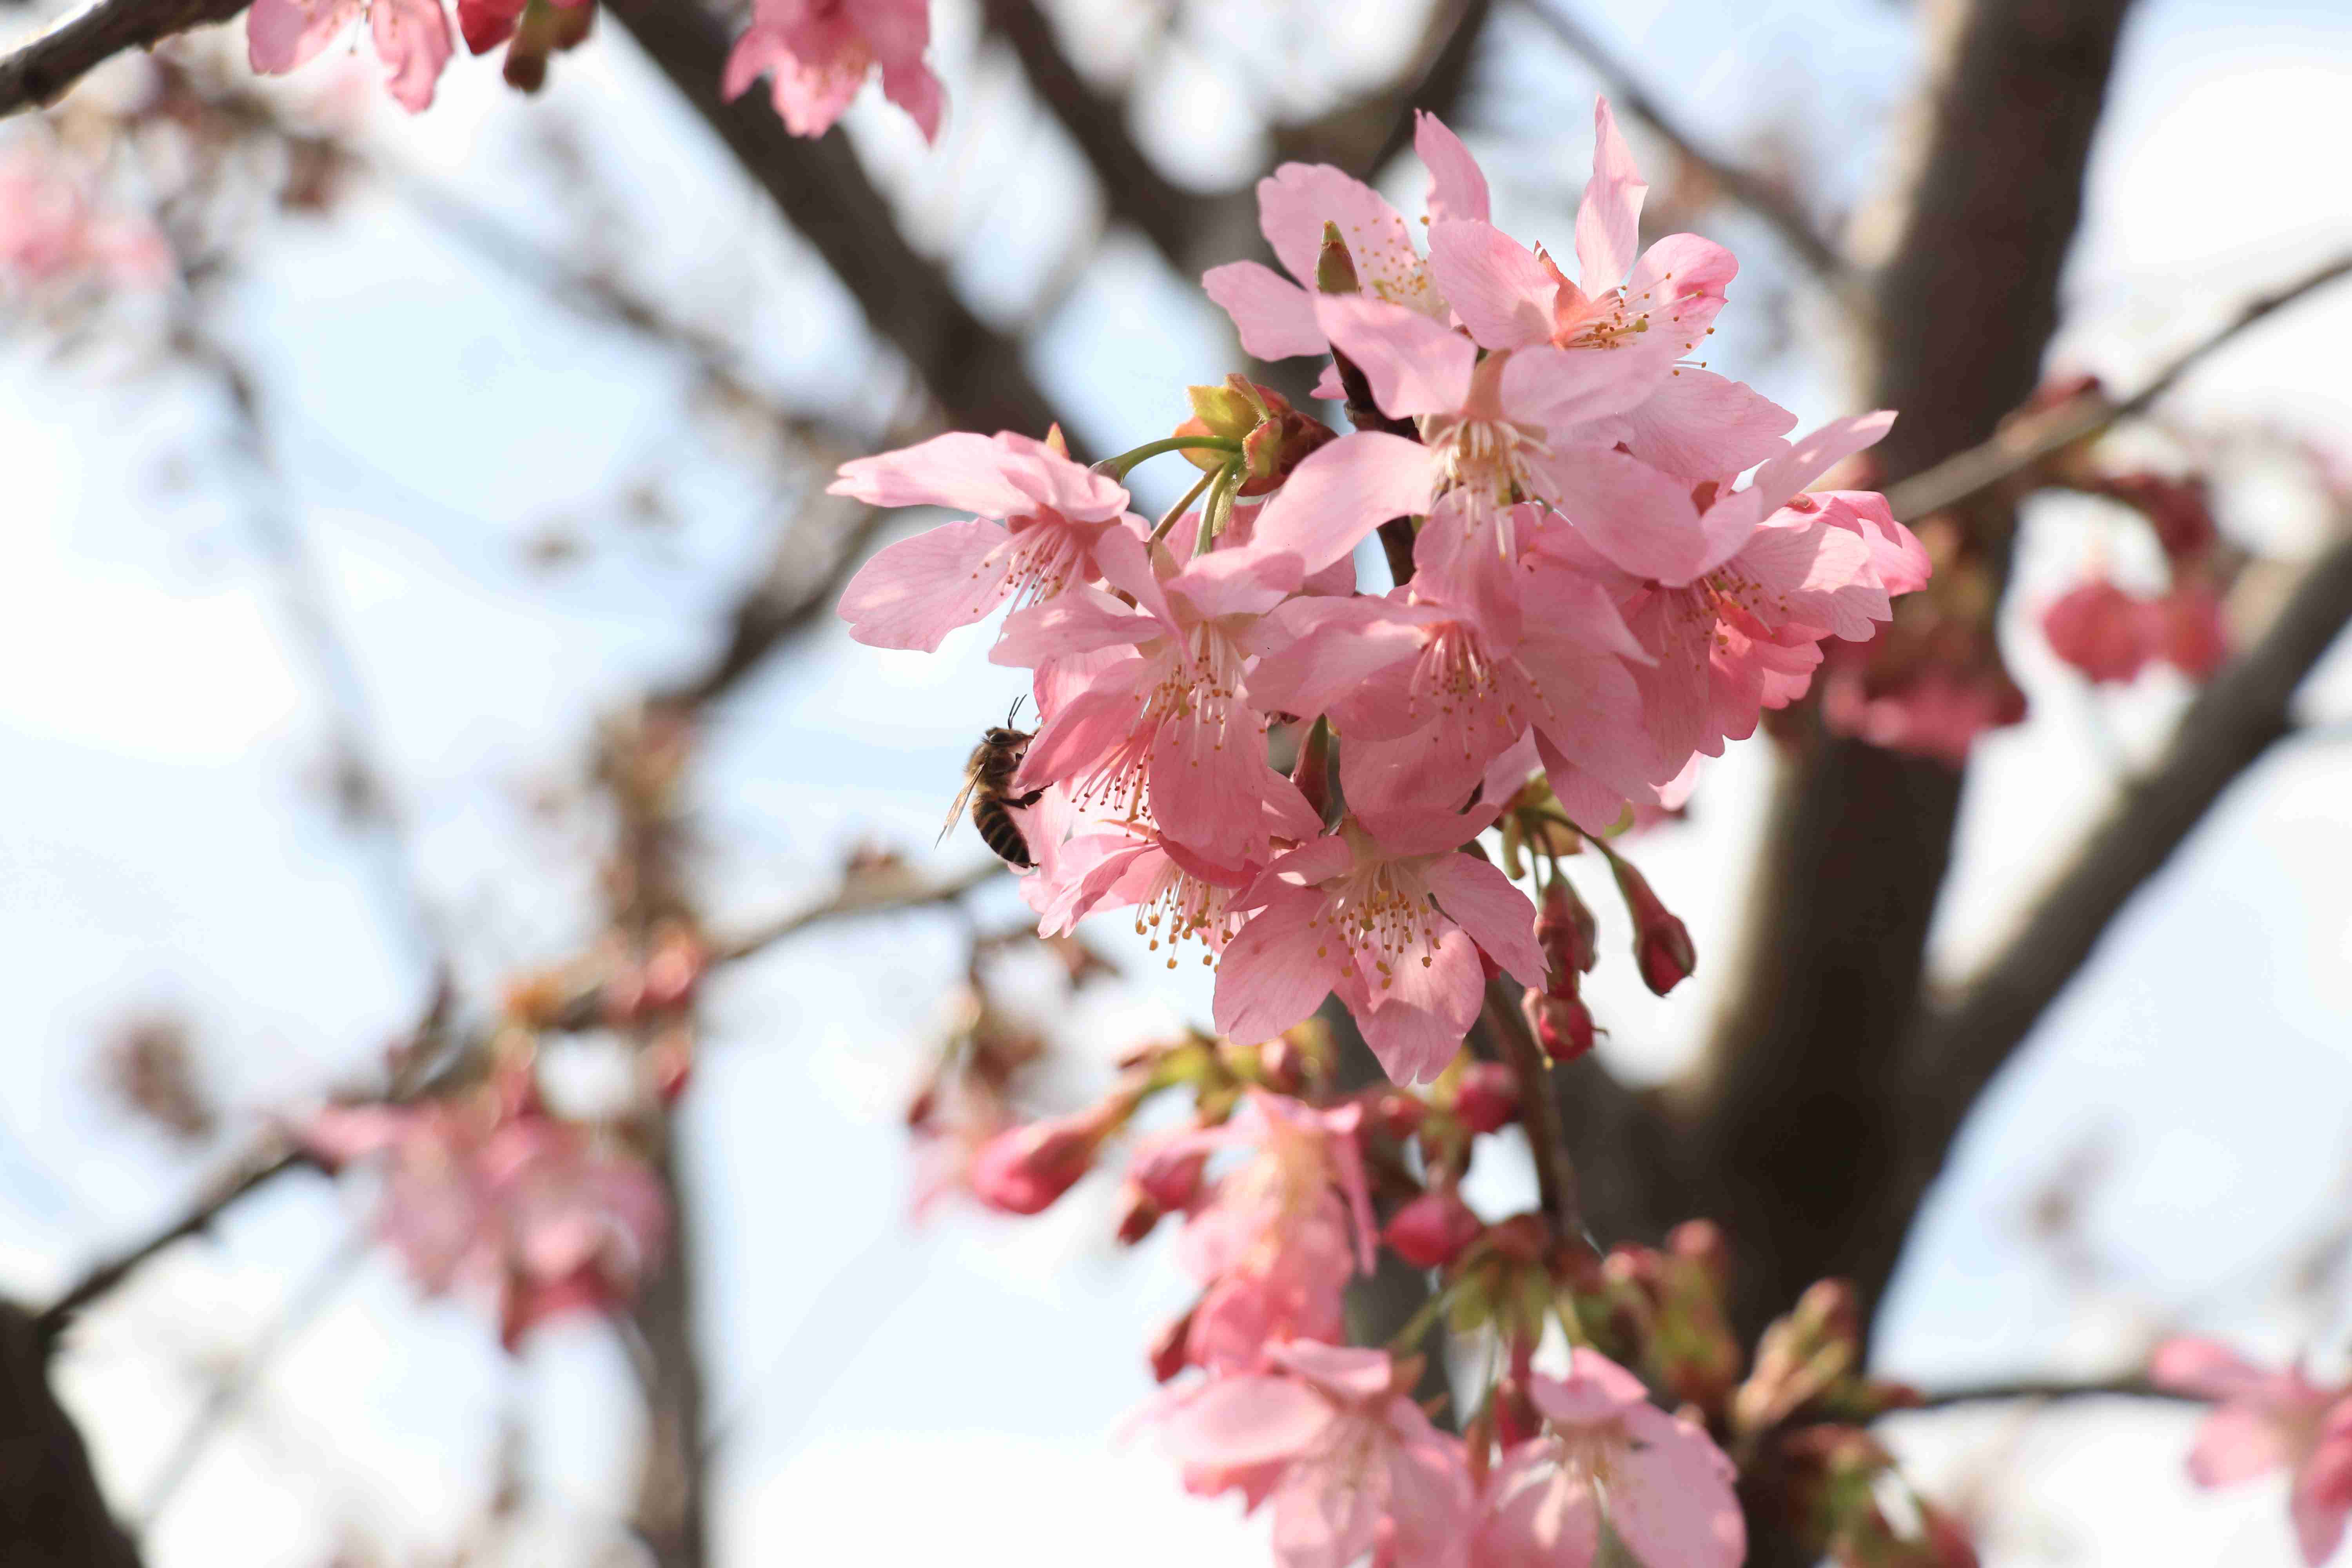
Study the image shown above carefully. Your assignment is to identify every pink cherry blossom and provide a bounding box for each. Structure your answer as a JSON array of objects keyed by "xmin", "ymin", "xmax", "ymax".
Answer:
[
  {"xmin": 1819, "ymin": 661, "xmax": 2025, "ymax": 766},
  {"xmin": 1157, "ymin": 1341, "xmax": 1475, "ymax": 1568},
  {"xmin": 2042, "ymin": 575, "xmax": 2155, "ymax": 684},
  {"xmin": 0, "ymin": 151, "xmax": 168, "ymax": 291},
  {"xmin": 1427, "ymin": 98, "xmax": 1791, "ymax": 484},
  {"xmin": 832, "ymin": 431, "xmax": 1140, "ymax": 651},
  {"xmin": 1214, "ymin": 814, "xmax": 1545, "ymax": 1083},
  {"xmin": 1203, "ymin": 111, "xmax": 1488, "ymax": 368},
  {"xmin": 2152, "ymin": 1336, "xmax": 2352, "ymax": 1565},
  {"xmin": 1163, "ymin": 1092, "xmax": 1377, "ymax": 1373},
  {"xmin": 1024, "ymin": 807, "xmax": 1255, "ymax": 972},
  {"xmin": 1247, "ymin": 551, "xmax": 1657, "ymax": 825},
  {"xmin": 993, "ymin": 528, "xmax": 1319, "ymax": 871},
  {"xmin": 248, "ymin": 0, "xmax": 455, "ymax": 113},
  {"xmin": 304, "ymin": 1098, "xmax": 667, "ymax": 1349},
  {"xmin": 1473, "ymin": 1348, "xmax": 1744, "ymax": 1568},
  {"xmin": 724, "ymin": 0, "xmax": 943, "ymax": 142}
]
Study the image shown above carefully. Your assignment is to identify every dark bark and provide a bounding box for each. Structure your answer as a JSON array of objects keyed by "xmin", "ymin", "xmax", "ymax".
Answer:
[
  {"xmin": 1684, "ymin": 0, "xmax": 2141, "ymax": 1352},
  {"xmin": 0, "ymin": 0, "xmax": 246, "ymax": 119},
  {"xmin": 0, "ymin": 1303, "xmax": 143, "ymax": 1568},
  {"xmin": 628, "ymin": 1138, "xmax": 710, "ymax": 1568}
]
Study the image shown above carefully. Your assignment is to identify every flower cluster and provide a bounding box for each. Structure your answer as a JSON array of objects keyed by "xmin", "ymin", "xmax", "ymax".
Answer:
[
  {"xmin": 2039, "ymin": 458, "xmax": 2231, "ymax": 687},
  {"xmin": 246, "ymin": 0, "xmax": 941, "ymax": 132},
  {"xmin": 836, "ymin": 103, "xmax": 1926, "ymax": 1084},
  {"xmin": 916, "ymin": 1003, "xmax": 1948, "ymax": 1568},
  {"xmin": 2154, "ymin": 1336, "xmax": 2352, "ymax": 1564},
  {"xmin": 303, "ymin": 1069, "xmax": 668, "ymax": 1349}
]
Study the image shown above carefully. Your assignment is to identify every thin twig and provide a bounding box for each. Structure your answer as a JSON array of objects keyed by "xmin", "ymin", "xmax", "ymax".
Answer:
[
  {"xmin": 1887, "ymin": 249, "xmax": 2352, "ymax": 523},
  {"xmin": 710, "ymin": 862, "xmax": 1002, "ymax": 966},
  {"xmin": 1906, "ymin": 1376, "xmax": 2192, "ymax": 1412},
  {"xmin": 1481, "ymin": 978, "xmax": 1584, "ymax": 1245},
  {"xmin": 34, "ymin": 1147, "xmax": 313, "ymax": 1350},
  {"xmin": 0, "ymin": 0, "xmax": 247, "ymax": 120},
  {"xmin": 1514, "ymin": 0, "xmax": 1850, "ymax": 289}
]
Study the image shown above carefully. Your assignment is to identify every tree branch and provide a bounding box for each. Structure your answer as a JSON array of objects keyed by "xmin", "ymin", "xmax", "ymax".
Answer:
[
  {"xmin": 1514, "ymin": 0, "xmax": 1850, "ymax": 289},
  {"xmin": 0, "ymin": 1303, "xmax": 143, "ymax": 1568},
  {"xmin": 709, "ymin": 861, "xmax": 1002, "ymax": 966},
  {"xmin": 1896, "ymin": 524, "xmax": 2352, "ymax": 1206},
  {"xmin": 1482, "ymin": 978, "xmax": 1584, "ymax": 1244},
  {"xmin": 1886, "ymin": 249, "xmax": 2352, "ymax": 523},
  {"xmin": 0, "ymin": 0, "xmax": 245, "ymax": 119},
  {"xmin": 1906, "ymin": 1375, "xmax": 2191, "ymax": 1411},
  {"xmin": 603, "ymin": 0, "xmax": 1065, "ymax": 442}
]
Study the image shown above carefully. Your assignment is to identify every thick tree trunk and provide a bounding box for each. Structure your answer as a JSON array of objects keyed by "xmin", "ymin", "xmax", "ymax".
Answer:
[
  {"xmin": 1684, "ymin": 5, "xmax": 2140, "ymax": 1555},
  {"xmin": 0, "ymin": 1304, "xmax": 143, "ymax": 1568}
]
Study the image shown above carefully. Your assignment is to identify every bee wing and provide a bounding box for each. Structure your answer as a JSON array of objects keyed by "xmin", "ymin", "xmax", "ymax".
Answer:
[{"xmin": 938, "ymin": 773, "xmax": 984, "ymax": 846}]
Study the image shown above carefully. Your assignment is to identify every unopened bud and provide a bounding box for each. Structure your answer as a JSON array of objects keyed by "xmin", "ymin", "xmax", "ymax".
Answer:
[
  {"xmin": 1607, "ymin": 853, "xmax": 1695, "ymax": 996},
  {"xmin": 1523, "ymin": 987, "xmax": 1596, "ymax": 1062},
  {"xmin": 1536, "ymin": 878, "xmax": 1600, "ymax": 978},
  {"xmin": 1115, "ymin": 1186, "xmax": 1163, "ymax": 1245},
  {"xmin": 967, "ymin": 1102, "xmax": 1126, "ymax": 1216},
  {"xmin": 1128, "ymin": 1139, "xmax": 1208, "ymax": 1213},
  {"xmin": 1451, "ymin": 1062, "xmax": 1519, "ymax": 1134},
  {"xmin": 1150, "ymin": 1306, "xmax": 1197, "ymax": 1384},
  {"xmin": 1316, "ymin": 222, "xmax": 1358, "ymax": 294},
  {"xmin": 1370, "ymin": 1090, "xmax": 1426, "ymax": 1140},
  {"xmin": 1383, "ymin": 1185, "xmax": 1485, "ymax": 1269}
]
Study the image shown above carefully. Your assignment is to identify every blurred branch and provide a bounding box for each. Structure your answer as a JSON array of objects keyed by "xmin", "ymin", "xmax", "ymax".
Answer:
[
  {"xmin": 1515, "ymin": 0, "xmax": 1850, "ymax": 289},
  {"xmin": 710, "ymin": 860, "xmax": 1002, "ymax": 966},
  {"xmin": 1481, "ymin": 978, "xmax": 1584, "ymax": 1244},
  {"xmin": 1895, "ymin": 523, "xmax": 2352, "ymax": 1216},
  {"xmin": 1266, "ymin": 0, "xmax": 1494, "ymax": 174},
  {"xmin": 0, "ymin": 1303, "xmax": 143, "ymax": 1567},
  {"xmin": 1907, "ymin": 1376, "xmax": 2191, "ymax": 1411},
  {"xmin": 978, "ymin": 0, "xmax": 1206, "ymax": 264},
  {"xmin": 33, "ymin": 1145, "xmax": 313, "ymax": 1352},
  {"xmin": 1887, "ymin": 249, "xmax": 2352, "ymax": 522},
  {"xmin": 0, "ymin": 0, "xmax": 243, "ymax": 118},
  {"xmin": 603, "ymin": 0, "xmax": 1065, "ymax": 442}
]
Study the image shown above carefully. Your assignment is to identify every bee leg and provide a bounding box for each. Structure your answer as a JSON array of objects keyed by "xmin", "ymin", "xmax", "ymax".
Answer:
[{"xmin": 1013, "ymin": 788, "xmax": 1045, "ymax": 807}]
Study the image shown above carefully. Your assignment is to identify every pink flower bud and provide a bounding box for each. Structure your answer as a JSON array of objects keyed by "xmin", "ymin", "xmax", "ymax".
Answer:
[
  {"xmin": 1370, "ymin": 1090, "xmax": 1426, "ymax": 1140},
  {"xmin": 1383, "ymin": 1186, "xmax": 1485, "ymax": 1269},
  {"xmin": 1452, "ymin": 1063, "xmax": 1519, "ymax": 1134},
  {"xmin": 1129, "ymin": 1140, "xmax": 1208, "ymax": 1213},
  {"xmin": 1150, "ymin": 1306, "xmax": 1197, "ymax": 1384},
  {"xmin": 1536, "ymin": 878, "xmax": 1599, "ymax": 978},
  {"xmin": 967, "ymin": 1104, "xmax": 1122, "ymax": 1216},
  {"xmin": 2156, "ymin": 581, "xmax": 2229, "ymax": 679},
  {"xmin": 2042, "ymin": 577, "xmax": 2154, "ymax": 684},
  {"xmin": 1523, "ymin": 986, "xmax": 1596, "ymax": 1062},
  {"xmin": 1116, "ymin": 1187, "xmax": 1163, "ymax": 1245},
  {"xmin": 1608, "ymin": 855, "xmax": 1696, "ymax": 996}
]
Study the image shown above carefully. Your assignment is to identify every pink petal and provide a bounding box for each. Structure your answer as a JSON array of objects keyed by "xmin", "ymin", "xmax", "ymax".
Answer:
[
  {"xmin": 1271, "ymin": 1451, "xmax": 1381, "ymax": 1568},
  {"xmin": 991, "ymin": 584, "xmax": 1156, "ymax": 668},
  {"xmin": 1726, "ymin": 518, "xmax": 1888, "ymax": 640},
  {"xmin": 1421, "ymin": 854, "xmax": 1545, "ymax": 987},
  {"xmin": 1607, "ymin": 1401, "xmax": 1745, "ymax": 1568},
  {"xmin": 1268, "ymin": 1340, "xmax": 1396, "ymax": 1401},
  {"xmin": 1359, "ymin": 927, "xmax": 1484, "ymax": 1084},
  {"xmin": 1016, "ymin": 661, "xmax": 1149, "ymax": 790},
  {"xmin": 1376, "ymin": 1410, "xmax": 1476, "ymax": 1568},
  {"xmin": 1167, "ymin": 548, "xmax": 1303, "ymax": 623},
  {"xmin": 1415, "ymin": 111, "xmax": 1490, "ymax": 223},
  {"xmin": 1624, "ymin": 232, "xmax": 1739, "ymax": 361},
  {"xmin": 1205, "ymin": 262, "xmax": 1329, "ymax": 361},
  {"xmin": 1540, "ymin": 447, "xmax": 1709, "ymax": 584},
  {"xmin": 1314, "ymin": 295, "xmax": 1476, "ymax": 419},
  {"xmin": 992, "ymin": 432, "xmax": 1131, "ymax": 521},
  {"xmin": 836, "ymin": 517, "xmax": 1014, "ymax": 651},
  {"xmin": 247, "ymin": 0, "xmax": 359, "ymax": 73},
  {"xmin": 1474, "ymin": 1442, "xmax": 1602, "ymax": 1568},
  {"xmin": 878, "ymin": 59, "xmax": 944, "ymax": 144},
  {"xmin": 1257, "ymin": 163, "xmax": 1441, "ymax": 316},
  {"xmin": 1574, "ymin": 98, "xmax": 1647, "ymax": 289},
  {"xmin": 2185, "ymin": 1404, "xmax": 2295, "ymax": 1488},
  {"xmin": 1620, "ymin": 368, "xmax": 1797, "ymax": 483},
  {"xmin": 371, "ymin": 0, "xmax": 452, "ymax": 112},
  {"xmin": 1157, "ymin": 1374, "xmax": 1337, "ymax": 1467},
  {"xmin": 1427, "ymin": 220, "xmax": 1556, "ymax": 350},
  {"xmin": 1499, "ymin": 344, "xmax": 1657, "ymax": 432},
  {"xmin": 2150, "ymin": 1336, "xmax": 2275, "ymax": 1401},
  {"xmin": 1744, "ymin": 411, "xmax": 1900, "ymax": 516},
  {"xmin": 1215, "ymin": 888, "xmax": 1350, "ymax": 1045},
  {"xmin": 1246, "ymin": 597, "xmax": 1426, "ymax": 722},
  {"xmin": 1251, "ymin": 433, "xmax": 1437, "ymax": 575},
  {"xmin": 1149, "ymin": 702, "xmax": 1274, "ymax": 869},
  {"xmin": 830, "ymin": 432, "xmax": 1035, "ymax": 517}
]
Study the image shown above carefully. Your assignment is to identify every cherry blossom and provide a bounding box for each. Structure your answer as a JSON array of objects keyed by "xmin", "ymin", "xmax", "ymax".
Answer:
[
  {"xmin": 1202, "ymin": 111, "xmax": 1489, "ymax": 370},
  {"xmin": 724, "ymin": 0, "xmax": 944, "ymax": 143},
  {"xmin": 2152, "ymin": 1337, "xmax": 2352, "ymax": 1565},
  {"xmin": 1157, "ymin": 1341, "xmax": 1475, "ymax": 1568},
  {"xmin": 993, "ymin": 528, "xmax": 1319, "ymax": 871},
  {"xmin": 832, "ymin": 430, "xmax": 1142, "ymax": 652},
  {"xmin": 248, "ymin": 0, "xmax": 455, "ymax": 113},
  {"xmin": 1214, "ymin": 814, "xmax": 1545, "ymax": 1083},
  {"xmin": 1474, "ymin": 1348, "xmax": 1744, "ymax": 1568}
]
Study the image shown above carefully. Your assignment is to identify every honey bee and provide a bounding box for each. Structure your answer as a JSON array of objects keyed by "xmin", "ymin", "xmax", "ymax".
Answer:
[{"xmin": 942, "ymin": 703, "xmax": 1045, "ymax": 869}]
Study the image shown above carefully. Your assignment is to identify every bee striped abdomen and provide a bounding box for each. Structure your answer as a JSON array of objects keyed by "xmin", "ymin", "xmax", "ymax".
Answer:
[{"xmin": 971, "ymin": 797, "xmax": 1033, "ymax": 869}]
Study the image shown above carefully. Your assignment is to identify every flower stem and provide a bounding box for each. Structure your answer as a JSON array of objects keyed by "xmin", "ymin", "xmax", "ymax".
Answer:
[
  {"xmin": 1196, "ymin": 463, "xmax": 1240, "ymax": 556},
  {"xmin": 1481, "ymin": 978, "xmax": 1586, "ymax": 1248},
  {"xmin": 1095, "ymin": 435, "xmax": 1241, "ymax": 482},
  {"xmin": 1149, "ymin": 466, "xmax": 1220, "ymax": 545}
]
